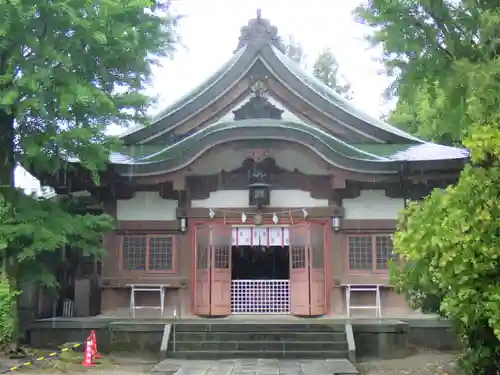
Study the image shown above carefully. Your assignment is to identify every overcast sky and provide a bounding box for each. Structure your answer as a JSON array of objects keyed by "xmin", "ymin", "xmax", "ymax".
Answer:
[
  {"xmin": 16, "ymin": 0, "xmax": 391, "ymax": 191},
  {"xmin": 140, "ymin": 0, "xmax": 391, "ymax": 120}
]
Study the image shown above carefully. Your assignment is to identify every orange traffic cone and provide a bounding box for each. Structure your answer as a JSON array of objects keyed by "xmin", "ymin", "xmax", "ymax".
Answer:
[
  {"xmin": 90, "ymin": 330, "xmax": 102, "ymax": 359},
  {"xmin": 81, "ymin": 338, "xmax": 94, "ymax": 367}
]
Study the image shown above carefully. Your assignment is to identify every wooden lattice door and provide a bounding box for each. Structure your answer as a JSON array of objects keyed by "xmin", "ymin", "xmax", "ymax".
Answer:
[
  {"xmin": 209, "ymin": 224, "xmax": 232, "ymax": 316},
  {"xmin": 194, "ymin": 225, "xmax": 211, "ymax": 315},
  {"xmin": 289, "ymin": 223, "xmax": 311, "ymax": 316},
  {"xmin": 309, "ymin": 223, "xmax": 326, "ymax": 315}
]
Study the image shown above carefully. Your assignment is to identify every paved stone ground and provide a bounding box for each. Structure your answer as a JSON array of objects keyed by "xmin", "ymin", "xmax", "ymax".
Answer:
[
  {"xmin": 6, "ymin": 352, "xmax": 458, "ymax": 375},
  {"xmin": 152, "ymin": 358, "xmax": 358, "ymax": 375}
]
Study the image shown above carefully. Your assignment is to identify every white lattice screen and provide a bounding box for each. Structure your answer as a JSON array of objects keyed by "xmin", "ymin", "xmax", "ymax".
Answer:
[{"xmin": 231, "ymin": 280, "xmax": 290, "ymax": 314}]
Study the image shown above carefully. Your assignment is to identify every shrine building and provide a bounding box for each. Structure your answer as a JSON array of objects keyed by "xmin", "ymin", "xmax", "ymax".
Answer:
[{"xmin": 45, "ymin": 11, "xmax": 468, "ymax": 318}]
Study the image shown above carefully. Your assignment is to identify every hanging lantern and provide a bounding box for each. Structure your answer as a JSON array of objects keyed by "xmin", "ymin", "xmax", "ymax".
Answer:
[
  {"xmin": 331, "ymin": 207, "xmax": 343, "ymax": 232},
  {"xmin": 178, "ymin": 216, "xmax": 187, "ymax": 233},
  {"xmin": 177, "ymin": 209, "xmax": 188, "ymax": 234},
  {"xmin": 249, "ymin": 182, "xmax": 270, "ymax": 208}
]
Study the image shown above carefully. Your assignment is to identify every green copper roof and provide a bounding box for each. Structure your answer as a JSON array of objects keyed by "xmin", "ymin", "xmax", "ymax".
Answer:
[
  {"xmin": 120, "ymin": 34, "xmax": 427, "ymax": 145},
  {"xmin": 270, "ymin": 45, "xmax": 421, "ymax": 143},
  {"xmin": 110, "ymin": 119, "xmax": 468, "ymax": 177},
  {"xmin": 114, "ymin": 13, "xmax": 468, "ymax": 179},
  {"xmin": 120, "ymin": 46, "xmax": 248, "ymax": 140}
]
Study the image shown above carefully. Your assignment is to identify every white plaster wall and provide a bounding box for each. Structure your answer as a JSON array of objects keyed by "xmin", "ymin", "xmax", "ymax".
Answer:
[
  {"xmin": 190, "ymin": 189, "xmax": 329, "ymax": 208},
  {"xmin": 117, "ymin": 191, "xmax": 177, "ymax": 221},
  {"xmin": 191, "ymin": 190, "xmax": 247, "ymax": 208},
  {"xmin": 343, "ymin": 190, "xmax": 405, "ymax": 220},
  {"xmin": 270, "ymin": 190, "xmax": 329, "ymax": 208}
]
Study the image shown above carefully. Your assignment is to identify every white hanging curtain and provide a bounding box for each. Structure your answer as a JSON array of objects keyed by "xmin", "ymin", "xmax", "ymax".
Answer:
[{"xmin": 231, "ymin": 227, "xmax": 289, "ymax": 247}]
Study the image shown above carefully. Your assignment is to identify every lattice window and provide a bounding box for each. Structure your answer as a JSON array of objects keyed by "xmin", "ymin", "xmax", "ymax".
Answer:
[
  {"xmin": 347, "ymin": 234, "xmax": 393, "ymax": 272},
  {"xmin": 291, "ymin": 246, "xmax": 306, "ymax": 268},
  {"xmin": 375, "ymin": 236, "xmax": 393, "ymax": 270},
  {"xmin": 214, "ymin": 246, "xmax": 230, "ymax": 269},
  {"xmin": 122, "ymin": 236, "xmax": 146, "ymax": 270},
  {"xmin": 348, "ymin": 236, "xmax": 373, "ymax": 270},
  {"xmin": 122, "ymin": 235, "xmax": 175, "ymax": 272},
  {"xmin": 149, "ymin": 237, "xmax": 174, "ymax": 270}
]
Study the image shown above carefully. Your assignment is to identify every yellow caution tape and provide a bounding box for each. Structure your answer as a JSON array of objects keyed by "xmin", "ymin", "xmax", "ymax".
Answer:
[{"xmin": 3, "ymin": 343, "xmax": 82, "ymax": 373}]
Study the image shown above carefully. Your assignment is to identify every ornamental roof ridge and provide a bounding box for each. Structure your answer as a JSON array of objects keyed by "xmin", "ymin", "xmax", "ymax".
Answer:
[{"xmin": 234, "ymin": 9, "xmax": 285, "ymax": 53}]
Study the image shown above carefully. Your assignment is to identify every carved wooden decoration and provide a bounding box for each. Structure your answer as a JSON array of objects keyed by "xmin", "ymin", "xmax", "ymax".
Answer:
[
  {"xmin": 233, "ymin": 80, "xmax": 284, "ymax": 120},
  {"xmin": 233, "ymin": 96, "xmax": 284, "ymax": 120}
]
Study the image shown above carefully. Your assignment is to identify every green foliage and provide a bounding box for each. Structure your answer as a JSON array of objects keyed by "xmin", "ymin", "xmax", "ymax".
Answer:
[
  {"xmin": 389, "ymin": 75, "xmax": 500, "ymax": 372},
  {"xmin": 357, "ymin": 1, "xmax": 500, "ymax": 373},
  {"xmin": 0, "ymin": 274, "xmax": 18, "ymax": 347},
  {"xmin": 0, "ymin": 196, "xmax": 18, "ymax": 346},
  {"xmin": 281, "ymin": 35, "xmax": 307, "ymax": 68},
  {"xmin": 0, "ymin": 0, "xmax": 180, "ymax": 173},
  {"xmin": 312, "ymin": 47, "xmax": 353, "ymax": 100},
  {"xmin": 355, "ymin": 0, "xmax": 500, "ymax": 145},
  {"xmin": 0, "ymin": 190, "xmax": 114, "ymax": 289},
  {"xmin": 0, "ymin": 0, "xmax": 180, "ymax": 345},
  {"xmin": 392, "ymin": 161, "xmax": 500, "ymax": 373},
  {"xmin": 281, "ymin": 38, "xmax": 353, "ymax": 99}
]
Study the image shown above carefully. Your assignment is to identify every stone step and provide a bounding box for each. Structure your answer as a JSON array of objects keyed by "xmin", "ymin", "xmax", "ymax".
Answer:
[
  {"xmin": 167, "ymin": 349, "xmax": 350, "ymax": 359},
  {"xmin": 174, "ymin": 331, "xmax": 347, "ymax": 342},
  {"xmin": 173, "ymin": 323, "xmax": 345, "ymax": 333},
  {"xmin": 173, "ymin": 340, "xmax": 349, "ymax": 351}
]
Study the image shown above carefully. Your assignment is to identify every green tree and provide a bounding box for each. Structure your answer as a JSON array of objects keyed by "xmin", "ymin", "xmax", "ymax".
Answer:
[
  {"xmin": 0, "ymin": 0, "xmax": 180, "ymax": 343},
  {"xmin": 0, "ymin": 196, "xmax": 18, "ymax": 348},
  {"xmin": 312, "ymin": 47, "xmax": 353, "ymax": 100},
  {"xmin": 355, "ymin": 0, "xmax": 500, "ymax": 145},
  {"xmin": 281, "ymin": 37, "xmax": 353, "ymax": 99},
  {"xmin": 356, "ymin": 1, "xmax": 500, "ymax": 373},
  {"xmin": 281, "ymin": 34, "xmax": 307, "ymax": 68},
  {"xmin": 392, "ymin": 131, "xmax": 500, "ymax": 374}
]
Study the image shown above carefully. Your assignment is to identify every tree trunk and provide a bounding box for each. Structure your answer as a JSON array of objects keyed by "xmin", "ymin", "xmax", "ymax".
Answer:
[{"xmin": 0, "ymin": 110, "xmax": 15, "ymax": 188}]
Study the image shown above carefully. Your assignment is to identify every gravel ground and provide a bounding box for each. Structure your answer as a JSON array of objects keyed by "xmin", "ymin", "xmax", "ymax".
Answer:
[{"xmin": 358, "ymin": 352, "xmax": 460, "ymax": 375}]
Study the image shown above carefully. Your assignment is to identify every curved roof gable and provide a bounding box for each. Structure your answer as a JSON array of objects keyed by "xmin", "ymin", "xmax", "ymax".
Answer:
[
  {"xmin": 266, "ymin": 45, "xmax": 421, "ymax": 143},
  {"xmin": 121, "ymin": 46, "xmax": 253, "ymax": 144},
  {"xmin": 119, "ymin": 10, "xmax": 454, "ymax": 149},
  {"xmin": 111, "ymin": 119, "xmax": 468, "ymax": 177}
]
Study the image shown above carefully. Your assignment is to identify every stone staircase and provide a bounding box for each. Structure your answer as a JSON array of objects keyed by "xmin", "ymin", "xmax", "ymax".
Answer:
[{"xmin": 168, "ymin": 322, "xmax": 350, "ymax": 359}]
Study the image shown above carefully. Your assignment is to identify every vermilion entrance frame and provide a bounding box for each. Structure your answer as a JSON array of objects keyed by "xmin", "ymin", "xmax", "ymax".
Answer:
[{"xmin": 189, "ymin": 217, "xmax": 333, "ymax": 316}]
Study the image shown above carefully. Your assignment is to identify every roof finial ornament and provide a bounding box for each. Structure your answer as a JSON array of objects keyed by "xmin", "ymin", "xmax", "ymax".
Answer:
[{"xmin": 234, "ymin": 9, "xmax": 283, "ymax": 53}]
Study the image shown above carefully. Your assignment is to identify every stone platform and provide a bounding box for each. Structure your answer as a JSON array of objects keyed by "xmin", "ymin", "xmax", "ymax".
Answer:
[
  {"xmin": 152, "ymin": 358, "xmax": 359, "ymax": 375},
  {"xmin": 28, "ymin": 316, "xmax": 458, "ymax": 361}
]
